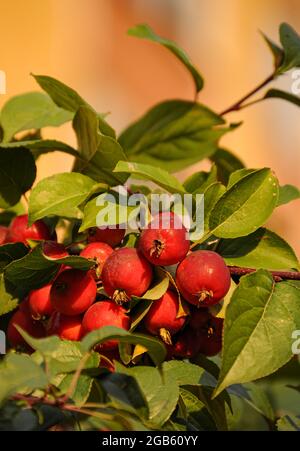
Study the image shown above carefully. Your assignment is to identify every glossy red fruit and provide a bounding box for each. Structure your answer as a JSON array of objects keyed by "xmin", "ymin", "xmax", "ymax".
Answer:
[
  {"xmin": 29, "ymin": 284, "xmax": 54, "ymax": 320},
  {"xmin": 50, "ymin": 269, "xmax": 97, "ymax": 315},
  {"xmin": 197, "ymin": 315, "xmax": 223, "ymax": 357},
  {"xmin": 0, "ymin": 226, "xmax": 9, "ymax": 245},
  {"xmin": 7, "ymin": 309, "xmax": 45, "ymax": 348},
  {"xmin": 139, "ymin": 212, "xmax": 190, "ymax": 266},
  {"xmin": 8, "ymin": 214, "xmax": 51, "ymax": 244},
  {"xmin": 80, "ymin": 242, "xmax": 113, "ymax": 280},
  {"xmin": 82, "ymin": 300, "xmax": 130, "ymax": 350},
  {"xmin": 88, "ymin": 226, "xmax": 125, "ymax": 247},
  {"xmin": 43, "ymin": 241, "xmax": 68, "ymax": 259},
  {"xmin": 144, "ymin": 290, "xmax": 187, "ymax": 345},
  {"xmin": 176, "ymin": 250, "xmax": 231, "ymax": 307},
  {"xmin": 47, "ymin": 312, "xmax": 83, "ymax": 341},
  {"xmin": 102, "ymin": 247, "xmax": 152, "ymax": 304}
]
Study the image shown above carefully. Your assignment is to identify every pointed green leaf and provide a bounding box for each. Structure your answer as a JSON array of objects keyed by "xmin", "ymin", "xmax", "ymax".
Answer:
[
  {"xmin": 277, "ymin": 184, "xmax": 300, "ymax": 206},
  {"xmin": 210, "ymin": 148, "xmax": 245, "ymax": 184},
  {"xmin": 278, "ymin": 23, "xmax": 300, "ymax": 73},
  {"xmin": 0, "ymin": 92, "xmax": 72, "ymax": 142},
  {"xmin": 261, "ymin": 31, "xmax": 284, "ymax": 69},
  {"xmin": 265, "ymin": 89, "xmax": 300, "ymax": 107},
  {"xmin": 214, "ymin": 270, "xmax": 299, "ymax": 397},
  {"xmin": 209, "ymin": 168, "xmax": 279, "ymax": 238},
  {"xmin": 218, "ymin": 228, "xmax": 299, "ymax": 270},
  {"xmin": 114, "ymin": 161, "xmax": 186, "ymax": 194},
  {"xmin": 0, "ymin": 148, "xmax": 36, "ymax": 208},
  {"xmin": 28, "ymin": 172, "xmax": 96, "ymax": 223},
  {"xmin": 128, "ymin": 24, "xmax": 203, "ymax": 92}
]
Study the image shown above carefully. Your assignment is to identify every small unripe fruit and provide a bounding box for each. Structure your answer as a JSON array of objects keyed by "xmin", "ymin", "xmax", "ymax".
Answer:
[
  {"xmin": 80, "ymin": 242, "xmax": 113, "ymax": 280},
  {"xmin": 0, "ymin": 226, "xmax": 9, "ymax": 245},
  {"xmin": 47, "ymin": 312, "xmax": 83, "ymax": 341},
  {"xmin": 43, "ymin": 241, "xmax": 68, "ymax": 259},
  {"xmin": 139, "ymin": 212, "xmax": 190, "ymax": 266},
  {"xmin": 88, "ymin": 226, "xmax": 125, "ymax": 247},
  {"xmin": 82, "ymin": 300, "xmax": 130, "ymax": 350},
  {"xmin": 8, "ymin": 214, "xmax": 51, "ymax": 244},
  {"xmin": 102, "ymin": 248, "xmax": 152, "ymax": 304},
  {"xmin": 144, "ymin": 290, "xmax": 187, "ymax": 345},
  {"xmin": 29, "ymin": 284, "xmax": 54, "ymax": 320},
  {"xmin": 7, "ymin": 308, "xmax": 45, "ymax": 349},
  {"xmin": 176, "ymin": 250, "xmax": 231, "ymax": 307},
  {"xmin": 50, "ymin": 269, "xmax": 96, "ymax": 315}
]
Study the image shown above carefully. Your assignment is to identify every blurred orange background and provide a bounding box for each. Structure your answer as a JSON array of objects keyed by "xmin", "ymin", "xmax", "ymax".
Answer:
[{"xmin": 1, "ymin": 0, "xmax": 300, "ymax": 255}]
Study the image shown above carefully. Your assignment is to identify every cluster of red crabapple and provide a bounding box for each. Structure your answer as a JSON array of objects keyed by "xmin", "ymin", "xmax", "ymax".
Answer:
[{"xmin": 1, "ymin": 211, "xmax": 231, "ymax": 369}]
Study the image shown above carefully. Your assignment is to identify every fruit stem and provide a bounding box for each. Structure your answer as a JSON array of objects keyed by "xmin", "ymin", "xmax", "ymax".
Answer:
[
  {"xmin": 159, "ymin": 328, "xmax": 173, "ymax": 345},
  {"xmin": 220, "ymin": 72, "xmax": 275, "ymax": 116},
  {"xmin": 228, "ymin": 266, "xmax": 300, "ymax": 281}
]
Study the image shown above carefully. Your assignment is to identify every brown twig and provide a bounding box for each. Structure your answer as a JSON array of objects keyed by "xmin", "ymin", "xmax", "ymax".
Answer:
[
  {"xmin": 228, "ymin": 266, "xmax": 300, "ymax": 282},
  {"xmin": 220, "ymin": 73, "xmax": 275, "ymax": 116}
]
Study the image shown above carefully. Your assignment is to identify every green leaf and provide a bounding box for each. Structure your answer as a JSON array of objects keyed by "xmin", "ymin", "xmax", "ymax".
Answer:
[
  {"xmin": 183, "ymin": 166, "xmax": 218, "ymax": 194},
  {"xmin": 0, "ymin": 273, "xmax": 21, "ymax": 315},
  {"xmin": 81, "ymin": 326, "xmax": 166, "ymax": 366},
  {"xmin": 73, "ymin": 106, "xmax": 100, "ymax": 163},
  {"xmin": 28, "ymin": 172, "xmax": 96, "ymax": 224},
  {"xmin": 277, "ymin": 184, "xmax": 300, "ymax": 207},
  {"xmin": 4, "ymin": 244, "xmax": 94, "ymax": 291},
  {"xmin": 229, "ymin": 382, "xmax": 275, "ymax": 422},
  {"xmin": 209, "ymin": 168, "xmax": 279, "ymax": 239},
  {"xmin": 79, "ymin": 191, "xmax": 135, "ymax": 232},
  {"xmin": 182, "ymin": 385, "xmax": 228, "ymax": 431},
  {"xmin": 115, "ymin": 363, "xmax": 179, "ymax": 426},
  {"xmin": 179, "ymin": 387, "xmax": 217, "ymax": 431},
  {"xmin": 128, "ymin": 24, "xmax": 203, "ymax": 93},
  {"xmin": 217, "ymin": 228, "xmax": 300, "ymax": 270},
  {"xmin": 0, "ymin": 353, "xmax": 48, "ymax": 405},
  {"xmin": 277, "ymin": 415, "xmax": 300, "ymax": 431},
  {"xmin": 0, "ymin": 202, "xmax": 25, "ymax": 226},
  {"xmin": 0, "ymin": 139, "xmax": 78, "ymax": 159},
  {"xmin": 114, "ymin": 161, "xmax": 186, "ymax": 194},
  {"xmin": 203, "ymin": 182, "xmax": 226, "ymax": 233},
  {"xmin": 210, "ymin": 148, "xmax": 245, "ymax": 184},
  {"xmin": 260, "ymin": 31, "xmax": 284, "ymax": 69},
  {"xmin": 214, "ymin": 270, "xmax": 299, "ymax": 397},
  {"xmin": 32, "ymin": 74, "xmax": 89, "ymax": 112},
  {"xmin": 265, "ymin": 89, "xmax": 300, "ymax": 108},
  {"xmin": 0, "ymin": 148, "xmax": 36, "ymax": 208},
  {"xmin": 0, "ymin": 92, "xmax": 72, "ymax": 142},
  {"xmin": 81, "ymin": 136, "xmax": 129, "ymax": 186},
  {"xmin": 227, "ymin": 168, "xmax": 256, "ymax": 188},
  {"xmin": 278, "ymin": 23, "xmax": 300, "ymax": 73},
  {"xmin": 32, "ymin": 74, "xmax": 115, "ymax": 137},
  {"xmin": 57, "ymin": 373, "xmax": 93, "ymax": 407},
  {"xmin": 101, "ymin": 372, "xmax": 149, "ymax": 419},
  {"xmin": 163, "ymin": 361, "xmax": 204, "ymax": 386},
  {"xmin": 119, "ymin": 100, "xmax": 230, "ymax": 172}
]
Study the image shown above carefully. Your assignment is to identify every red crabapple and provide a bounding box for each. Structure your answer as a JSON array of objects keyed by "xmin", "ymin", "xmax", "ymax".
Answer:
[
  {"xmin": 29, "ymin": 284, "xmax": 54, "ymax": 320},
  {"xmin": 80, "ymin": 242, "xmax": 113, "ymax": 280},
  {"xmin": 88, "ymin": 226, "xmax": 125, "ymax": 247},
  {"xmin": 8, "ymin": 214, "xmax": 51, "ymax": 244},
  {"xmin": 82, "ymin": 300, "xmax": 130, "ymax": 350},
  {"xmin": 176, "ymin": 250, "xmax": 231, "ymax": 307},
  {"xmin": 0, "ymin": 226, "xmax": 9, "ymax": 245},
  {"xmin": 50, "ymin": 269, "xmax": 96, "ymax": 315},
  {"xmin": 47, "ymin": 312, "xmax": 83, "ymax": 341},
  {"xmin": 102, "ymin": 247, "xmax": 152, "ymax": 304},
  {"xmin": 144, "ymin": 290, "xmax": 187, "ymax": 345},
  {"xmin": 7, "ymin": 308, "xmax": 45, "ymax": 349},
  {"xmin": 139, "ymin": 211, "xmax": 190, "ymax": 266}
]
